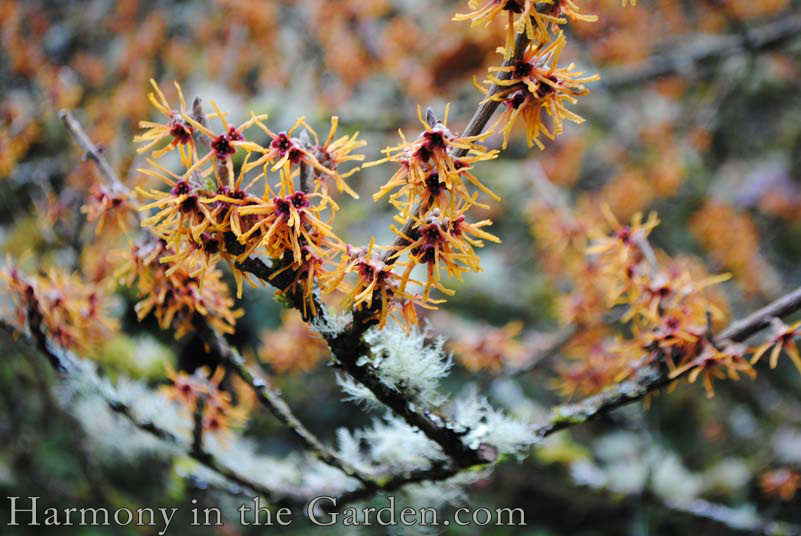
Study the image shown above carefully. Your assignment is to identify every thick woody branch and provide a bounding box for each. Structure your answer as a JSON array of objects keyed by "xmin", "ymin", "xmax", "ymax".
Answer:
[
  {"xmin": 46, "ymin": 5, "xmax": 801, "ymax": 515},
  {"xmin": 226, "ymin": 238, "xmax": 494, "ymax": 467},
  {"xmin": 324, "ymin": 284, "xmax": 801, "ymax": 504},
  {"xmin": 317, "ymin": 25, "xmax": 540, "ymax": 465},
  {"xmin": 229, "ymin": 8, "xmax": 550, "ymax": 472},
  {"xmin": 2, "ymin": 315, "xmax": 479, "ymax": 510},
  {"xmin": 227, "ymin": 247, "xmax": 494, "ymax": 467},
  {"xmin": 325, "ymin": 325, "xmax": 496, "ymax": 467}
]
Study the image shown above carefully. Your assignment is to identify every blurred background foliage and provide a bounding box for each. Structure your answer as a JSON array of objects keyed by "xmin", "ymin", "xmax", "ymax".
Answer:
[{"xmin": 2, "ymin": 0, "xmax": 801, "ymax": 534}]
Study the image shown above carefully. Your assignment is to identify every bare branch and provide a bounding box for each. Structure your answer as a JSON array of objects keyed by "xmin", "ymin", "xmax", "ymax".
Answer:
[
  {"xmin": 194, "ymin": 320, "xmax": 374, "ymax": 485},
  {"xmin": 59, "ymin": 110, "xmax": 125, "ymax": 192},
  {"xmin": 718, "ymin": 286, "xmax": 801, "ymax": 342},
  {"xmin": 226, "ymin": 5, "xmax": 560, "ymax": 472},
  {"xmin": 226, "ymin": 245, "xmax": 495, "ymax": 467}
]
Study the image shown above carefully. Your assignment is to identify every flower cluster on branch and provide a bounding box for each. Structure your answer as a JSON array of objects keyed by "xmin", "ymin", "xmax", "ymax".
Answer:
[{"xmin": 1, "ymin": 262, "xmax": 117, "ymax": 354}]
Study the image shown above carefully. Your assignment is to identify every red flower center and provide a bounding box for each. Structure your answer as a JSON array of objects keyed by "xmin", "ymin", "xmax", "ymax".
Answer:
[
  {"xmin": 211, "ymin": 134, "xmax": 236, "ymax": 159},
  {"xmin": 169, "ymin": 119, "xmax": 193, "ymax": 144}
]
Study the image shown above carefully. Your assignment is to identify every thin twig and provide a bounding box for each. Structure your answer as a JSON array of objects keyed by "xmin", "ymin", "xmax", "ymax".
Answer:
[
  {"xmin": 195, "ymin": 320, "xmax": 374, "ymax": 485},
  {"xmin": 718, "ymin": 285, "xmax": 801, "ymax": 342},
  {"xmin": 311, "ymin": 22, "xmax": 542, "ymax": 465},
  {"xmin": 59, "ymin": 110, "xmax": 124, "ymax": 192},
  {"xmin": 59, "ymin": 109, "xmax": 141, "ymax": 227},
  {"xmin": 231, "ymin": 25, "xmax": 539, "ymax": 469},
  {"xmin": 227, "ymin": 5, "xmax": 571, "ymax": 473}
]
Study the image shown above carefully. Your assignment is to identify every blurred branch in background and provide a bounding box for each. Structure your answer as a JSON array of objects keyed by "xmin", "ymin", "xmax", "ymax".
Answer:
[{"xmin": 602, "ymin": 14, "xmax": 801, "ymax": 89}]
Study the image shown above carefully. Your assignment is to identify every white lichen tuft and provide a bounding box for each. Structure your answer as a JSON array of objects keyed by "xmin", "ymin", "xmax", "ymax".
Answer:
[
  {"xmin": 311, "ymin": 308, "xmax": 352, "ymax": 336},
  {"xmin": 197, "ymin": 435, "xmax": 361, "ymax": 498},
  {"xmin": 403, "ymin": 469, "xmax": 486, "ymax": 511},
  {"xmin": 448, "ymin": 387, "xmax": 536, "ymax": 460},
  {"xmin": 361, "ymin": 322, "xmax": 452, "ymax": 408},
  {"xmin": 299, "ymin": 454, "xmax": 363, "ymax": 495},
  {"xmin": 118, "ymin": 376, "xmax": 193, "ymax": 442},
  {"xmin": 336, "ymin": 416, "xmax": 446, "ymax": 472},
  {"xmin": 334, "ymin": 427, "xmax": 373, "ymax": 475},
  {"xmin": 54, "ymin": 360, "xmax": 181, "ymax": 461},
  {"xmin": 336, "ymin": 373, "xmax": 380, "ymax": 409}
]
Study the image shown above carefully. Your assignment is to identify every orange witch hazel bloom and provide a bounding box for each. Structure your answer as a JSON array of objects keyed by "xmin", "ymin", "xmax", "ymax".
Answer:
[
  {"xmin": 234, "ymin": 178, "xmax": 343, "ymax": 317},
  {"xmin": 750, "ymin": 318, "xmax": 801, "ymax": 373},
  {"xmin": 301, "ymin": 115, "xmax": 367, "ymax": 199},
  {"xmin": 163, "ymin": 363, "xmax": 204, "ymax": 411},
  {"xmin": 761, "ymin": 468, "xmax": 801, "ymax": 501},
  {"xmin": 555, "ymin": 0, "xmax": 598, "ymax": 23},
  {"xmin": 81, "ymin": 182, "xmax": 134, "ymax": 234},
  {"xmin": 136, "ymin": 160, "xmax": 219, "ymax": 248},
  {"xmin": 391, "ymin": 206, "xmax": 500, "ymax": 301},
  {"xmin": 555, "ymin": 336, "xmax": 637, "ymax": 398},
  {"xmin": 134, "ymin": 79, "xmax": 197, "ymax": 168},
  {"xmin": 365, "ymin": 105, "xmax": 503, "ymax": 321},
  {"xmin": 374, "ymin": 150, "xmax": 499, "ymax": 224},
  {"xmin": 241, "ymin": 114, "xmax": 361, "ymax": 198},
  {"xmin": 163, "ymin": 364, "xmax": 247, "ymax": 437},
  {"xmin": 449, "ymin": 320, "xmax": 528, "ymax": 373},
  {"xmin": 560, "ymin": 206, "xmax": 750, "ymax": 399},
  {"xmin": 669, "ymin": 342, "xmax": 755, "ymax": 398},
  {"xmin": 134, "ymin": 84, "xmax": 358, "ymax": 309},
  {"xmin": 453, "ymin": 1, "xmax": 565, "ymax": 60},
  {"xmin": 235, "ymin": 173, "xmax": 342, "ymax": 263},
  {"xmin": 324, "ymin": 238, "xmax": 434, "ymax": 329},
  {"xmin": 0, "ymin": 262, "xmax": 118, "ymax": 354},
  {"xmin": 587, "ymin": 207, "xmax": 660, "ymax": 264},
  {"xmin": 368, "ymin": 105, "xmax": 498, "ymax": 213},
  {"xmin": 116, "ymin": 237, "xmax": 242, "ymax": 338},
  {"xmin": 258, "ymin": 310, "xmax": 329, "ymax": 374},
  {"xmin": 179, "ymin": 104, "xmax": 268, "ymax": 187},
  {"xmin": 479, "ymin": 31, "xmax": 599, "ymax": 149}
]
